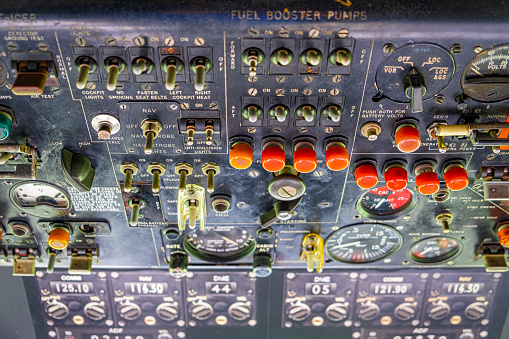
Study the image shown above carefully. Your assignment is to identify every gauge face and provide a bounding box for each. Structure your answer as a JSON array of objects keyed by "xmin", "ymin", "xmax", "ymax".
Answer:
[
  {"xmin": 409, "ymin": 237, "xmax": 461, "ymax": 263},
  {"xmin": 461, "ymin": 44, "xmax": 509, "ymax": 102},
  {"xmin": 10, "ymin": 181, "xmax": 72, "ymax": 217},
  {"xmin": 325, "ymin": 224, "xmax": 402, "ymax": 263},
  {"xmin": 184, "ymin": 227, "xmax": 256, "ymax": 262},
  {"xmin": 356, "ymin": 186, "xmax": 417, "ymax": 220},
  {"xmin": 375, "ymin": 43, "xmax": 455, "ymax": 102}
]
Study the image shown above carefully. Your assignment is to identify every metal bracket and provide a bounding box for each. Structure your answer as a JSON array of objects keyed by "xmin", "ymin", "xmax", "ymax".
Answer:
[{"xmin": 0, "ymin": 144, "xmax": 37, "ymax": 179}]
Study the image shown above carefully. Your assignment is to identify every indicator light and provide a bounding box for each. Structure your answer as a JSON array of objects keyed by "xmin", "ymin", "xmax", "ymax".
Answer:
[
  {"xmin": 293, "ymin": 147, "xmax": 317, "ymax": 173},
  {"xmin": 48, "ymin": 228, "xmax": 71, "ymax": 250},
  {"xmin": 444, "ymin": 165, "xmax": 469, "ymax": 191},
  {"xmin": 394, "ymin": 125, "xmax": 421, "ymax": 153},
  {"xmin": 262, "ymin": 144, "xmax": 286, "ymax": 172},
  {"xmin": 325, "ymin": 142, "xmax": 349, "ymax": 171},
  {"xmin": 384, "ymin": 166, "xmax": 408, "ymax": 191},
  {"xmin": 355, "ymin": 163, "xmax": 378, "ymax": 189},
  {"xmin": 415, "ymin": 171, "xmax": 440, "ymax": 195},
  {"xmin": 229, "ymin": 142, "xmax": 253, "ymax": 170}
]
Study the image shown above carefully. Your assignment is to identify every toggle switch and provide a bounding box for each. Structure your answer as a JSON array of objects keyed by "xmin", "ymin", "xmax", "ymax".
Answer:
[
  {"xmin": 269, "ymin": 105, "xmax": 289, "ymax": 122},
  {"xmin": 190, "ymin": 57, "xmax": 212, "ymax": 91},
  {"xmin": 175, "ymin": 163, "xmax": 193, "ymax": 192},
  {"xmin": 148, "ymin": 162, "xmax": 166, "ymax": 193},
  {"xmin": 329, "ymin": 48, "xmax": 352, "ymax": 66},
  {"xmin": 120, "ymin": 162, "xmax": 139, "ymax": 193},
  {"xmin": 141, "ymin": 119, "xmax": 163, "ymax": 154},
  {"xmin": 12, "ymin": 61, "xmax": 49, "ymax": 96},
  {"xmin": 444, "ymin": 164, "xmax": 469, "ymax": 191},
  {"xmin": 271, "ymin": 48, "xmax": 294, "ymax": 66},
  {"xmin": 104, "ymin": 57, "xmax": 126, "ymax": 91},
  {"xmin": 242, "ymin": 105, "xmax": 263, "ymax": 123},
  {"xmin": 296, "ymin": 105, "xmax": 317, "ymax": 123},
  {"xmin": 177, "ymin": 184, "xmax": 206, "ymax": 231},
  {"xmin": 394, "ymin": 124, "xmax": 421, "ymax": 153},
  {"xmin": 404, "ymin": 68, "xmax": 426, "ymax": 113},
  {"xmin": 242, "ymin": 48, "xmax": 265, "ymax": 77},
  {"xmin": 229, "ymin": 141, "xmax": 253, "ymax": 170},
  {"xmin": 262, "ymin": 142, "xmax": 286, "ymax": 172},
  {"xmin": 202, "ymin": 162, "xmax": 220, "ymax": 193},
  {"xmin": 321, "ymin": 105, "xmax": 342, "ymax": 123},
  {"xmin": 325, "ymin": 141, "xmax": 349, "ymax": 171},
  {"xmin": 129, "ymin": 198, "xmax": 145, "ymax": 226},
  {"xmin": 300, "ymin": 48, "xmax": 323, "ymax": 66},
  {"xmin": 436, "ymin": 213, "xmax": 453, "ymax": 233},
  {"xmin": 354, "ymin": 163, "xmax": 378, "ymax": 189},
  {"xmin": 293, "ymin": 142, "xmax": 317, "ymax": 173},
  {"xmin": 361, "ymin": 122, "xmax": 382, "ymax": 141},
  {"xmin": 131, "ymin": 57, "xmax": 153, "ymax": 75},
  {"xmin": 300, "ymin": 233, "xmax": 324, "ymax": 273},
  {"xmin": 75, "ymin": 57, "xmax": 97, "ymax": 90},
  {"xmin": 162, "ymin": 57, "xmax": 184, "ymax": 91},
  {"xmin": 414, "ymin": 163, "xmax": 440, "ymax": 195},
  {"xmin": 384, "ymin": 164, "xmax": 408, "ymax": 191}
]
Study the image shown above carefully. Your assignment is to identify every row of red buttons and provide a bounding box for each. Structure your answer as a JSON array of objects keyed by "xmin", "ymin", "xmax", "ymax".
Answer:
[
  {"xmin": 354, "ymin": 163, "xmax": 469, "ymax": 193},
  {"xmin": 229, "ymin": 142, "xmax": 350, "ymax": 173}
]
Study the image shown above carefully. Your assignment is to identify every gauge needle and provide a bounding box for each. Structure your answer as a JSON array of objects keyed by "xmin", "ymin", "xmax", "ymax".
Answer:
[
  {"xmin": 419, "ymin": 247, "xmax": 434, "ymax": 256},
  {"xmin": 222, "ymin": 236, "xmax": 239, "ymax": 246},
  {"xmin": 375, "ymin": 199, "xmax": 386, "ymax": 209},
  {"xmin": 333, "ymin": 241, "xmax": 361, "ymax": 249}
]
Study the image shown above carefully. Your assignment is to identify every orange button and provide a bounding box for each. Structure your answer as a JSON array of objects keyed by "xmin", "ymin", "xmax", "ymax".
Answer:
[
  {"xmin": 229, "ymin": 142, "xmax": 253, "ymax": 169},
  {"xmin": 415, "ymin": 171, "xmax": 440, "ymax": 195},
  {"xmin": 293, "ymin": 148, "xmax": 317, "ymax": 173},
  {"xmin": 384, "ymin": 166, "xmax": 408, "ymax": 191},
  {"xmin": 354, "ymin": 164, "xmax": 378, "ymax": 189},
  {"xmin": 262, "ymin": 146, "xmax": 286, "ymax": 172},
  {"xmin": 498, "ymin": 227, "xmax": 509, "ymax": 247},
  {"xmin": 48, "ymin": 228, "xmax": 71, "ymax": 250},
  {"xmin": 394, "ymin": 125, "xmax": 421, "ymax": 153},
  {"xmin": 444, "ymin": 166, "xmax": 469, "ymax": 191},
  {"xmin": 325, "ymin": 145, "xmax": 350, "ymax": 171}
]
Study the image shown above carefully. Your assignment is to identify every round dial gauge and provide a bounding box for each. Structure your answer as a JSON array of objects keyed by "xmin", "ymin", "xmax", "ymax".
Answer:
[
  {"xmin": 461, "ymin": 44, "xmax": 509, "ymax": 102},
  {"xmin": 10, "ymin": 181, "xmax": 72, "ymax": 217},
  {"xmin": 356, "ymin": 186, "xmax": 417, "ymax": 220},
  {"xmin": 184, "ymin": 227, "xmax": 256, "ymax": 262},
  {"xmin": 409, "ymin": 237, "xmax": 461, "ymax": 263},
  {"xmin": 325, "ymin": 224, "xmax": 402, "ymax": 263}
]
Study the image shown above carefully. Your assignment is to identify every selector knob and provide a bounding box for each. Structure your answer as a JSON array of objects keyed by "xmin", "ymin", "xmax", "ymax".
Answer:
[
  {"xmin": 228, "ymin": 302, "xmax": 251, "ymax": 321},
  {"xmin": 356, "ymin": 302, "xmax": 380, "ymax": 321},
  {"xmin": 394, "ymin": 302, "xmax": 417, "ymax": 321},
  {"xmin": 325, "ymin": 303, "xmax": 348, "ymax": 322},
  {"xmin": 287, "ymin": 302, "xmax": 311, "ymax": 322},
  {"xmin": 464, "ymin": 302, "xmax": 487, "ymax": 320},
  {"xmin": 156, "ymin": 302, "xmax": 179, "ymax": 322},
  {"xmin": 83, "ymin": 302, "xmax": 107, "ymax": 321},
  {"xmin": 190, "ymin": 302, "xmax": 214, "ymax": 320},
  {"xmin": 46, "ymin": 302, "xmax": 70, "ymax": 320},
  {"xmin": 118, "ymin": 302, "xmax": 142, "ymax": 321},
  {"xmin": 427, "ymin": 301, "xmax": 451, "ymax": 320}
]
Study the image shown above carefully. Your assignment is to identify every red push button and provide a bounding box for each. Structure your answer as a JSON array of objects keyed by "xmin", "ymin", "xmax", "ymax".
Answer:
[
  {"xmin": 325, "ymin": 145, "xmax": 350, "ymax": 171},
  {"xmin": 293, "ymin": 148, "xmax": 317, "ymax": 173},
  {"xmin": 229, "ymin": 142, "xmax": 253, "ymax": 170},
  {"xmin": 355, "ymin": 164, "xmax": 378, "ymax": 189},
  {"xmin": 444, "ymin": 166, "xmax": 469, "ymax": 191},
  {"xmin": 394, "ymin": 125, "xmax": 421, "ymax": 153},
  {"xmin": 384, "ymin": 166, "xmax": 408, "ymax": 191},
  {"xmin": 415, "ymin": 171, "xmax": 440, "ymax": 195},
  {"xmin": 262, "ymin": 146, "xmax": 286, "ymax": 172}
]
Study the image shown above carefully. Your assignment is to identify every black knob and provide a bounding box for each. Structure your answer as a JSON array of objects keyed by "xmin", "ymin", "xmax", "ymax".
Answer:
[
  {"xmin": 287, "ymin": 302, "xmax": 311, "ymax": 322},
  {"xmin": 118, "ymin": 302, "xmax": 142, "ymax": 320},
  {"xmin": 156, "ymin": 302, "xmax": 179, "ymax": 321},
  {"xmin": 357, "ymin": 302, "xmax": 380, "ymax": 321},
  {"xmin": 169, "ymin": 252, "xmax": 188, "ymax": 278},
  {"xmin": 394, "ymin": 302, "xmax": 416, "ymax": 321},
  {"xmin": 253, "ymin": 253, "xmax": 272, "ymax": 278},
  {"xmin": 464, "ymin": 302, "xmax": 487, "ymax": 320},
  {"xmin": 190, "ymin": 302, "xmax": 214, "ymax": 320},
  {"xmin": 325, "ymin": 302, "xmax": 348, "ymax": 322},
  {"xmin": 268, "ymin": 166, "xmax": 306, "ymax": 201},
  {"xmin": 427, "ymin": 301, "xmax": 451, "ymax": 320},
  {"xmin": 83, "ymin": 302, "xmax": 107, "ymax": 321},
  {"xmin": 46, "ymin": 301, "xmax": 70, "ymax": 320},
  {"xmin": 228, "ymin": 302, "xmax": 251, "ymax": 321}
]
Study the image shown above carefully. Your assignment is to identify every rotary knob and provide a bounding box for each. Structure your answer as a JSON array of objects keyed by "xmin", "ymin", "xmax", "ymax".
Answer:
[
  {"xmin": 228, "ymin": 302, "xmax": 251, "ymax": 321},
  {"xmin": 46, "ymin": 301, "xmax": 70, "ymax": 320},
  {"xmin": 83, "ymin": 302, "xmax": 107, "ymax": 321},
  {"xmin": 394, "ymin": 302, "xmax": 416, "ymax": 321},
  {"xmin": 427, "ymin": 301, "xmax": 451, "ymax": 320},
  {"xmin": 156, "ymin": 302, "xmax": 179, "ymax": 321},
  {"xmin": 325, "ymin": 302, "xmax": 348, "ymax": 322},
  {"xmin": 357, "ymin": 302, "xmax": 380, "ymax": 321},
  {"xmin": 118, "ymin": 302, "xmax": 142, "ymax": 321},
  {"xmin": 464, "ymin": 302, "xmax": 487, "ymax": 320},
  {"xmin": 190, "ymin": 302, "xmax": 214, "ymax": 320},
  {"xmin": 287, "ymin": 302, "xmax": 311, "ymax": 322}
]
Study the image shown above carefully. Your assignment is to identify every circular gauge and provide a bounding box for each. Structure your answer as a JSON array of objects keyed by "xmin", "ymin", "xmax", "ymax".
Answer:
[
  {"xmin": 10, "ymin": 181, "xmax": 72, "ymax": 217},
  {"xmin": 325, "ymin": 224, "xmax": 402, "ymax": 263},
  {"xmin": 375, "ymin": 43, "xmax": 455, "ymax": 103},
  {"xmin": 184, "ymin": 227, "xmax": 256, "ymax": 262},
  {"xmin": 409, "ymin": 237, "xmax": 461, "ymax": 263},
  {"xmin": 461, "ymin": 44, "xmax": 509, "ymax": 102},
  {"xmin": 356, "ymin": 186, "xmax": 417, "ymax": 220}
]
